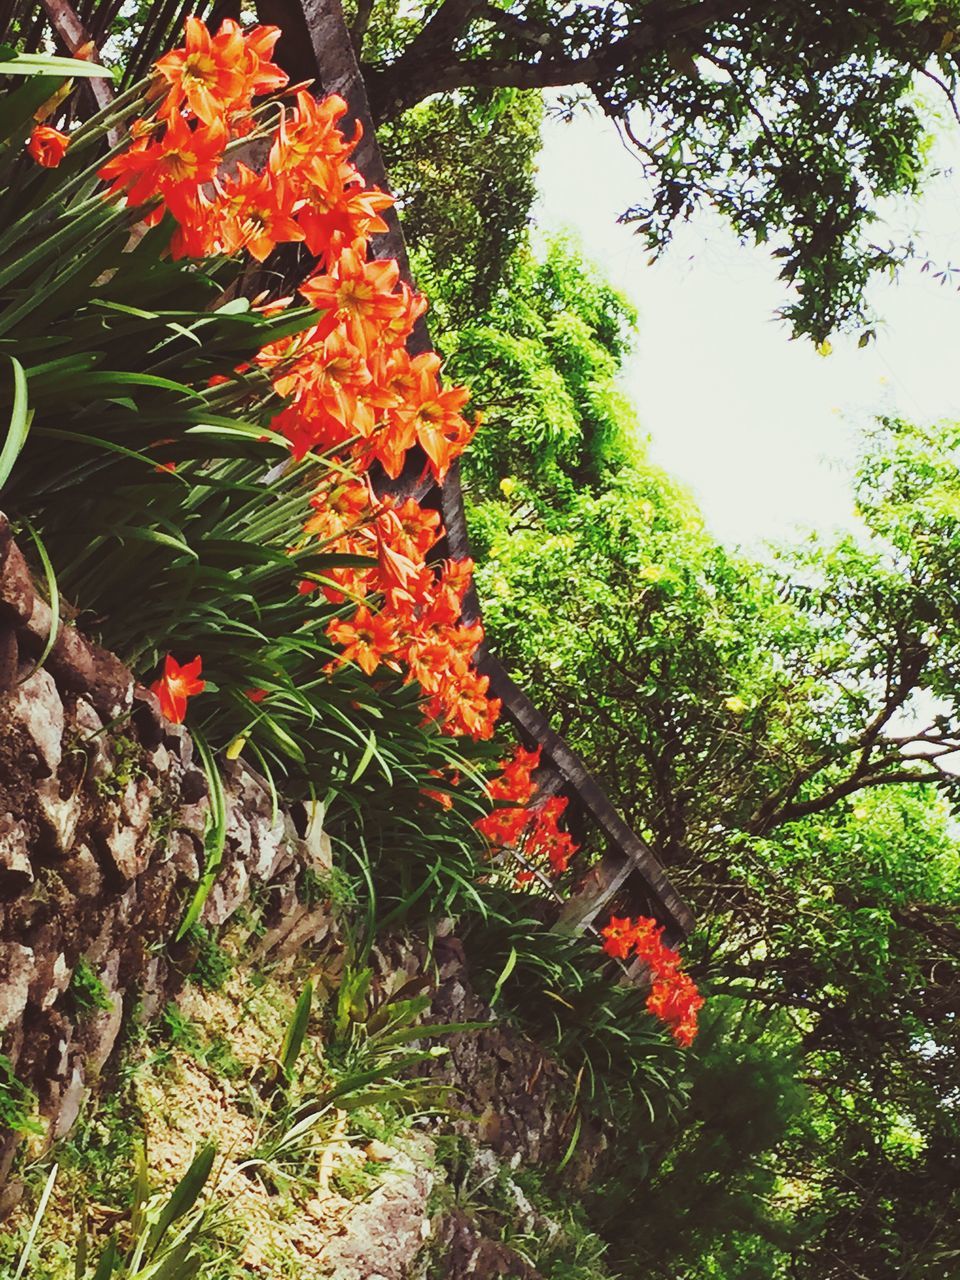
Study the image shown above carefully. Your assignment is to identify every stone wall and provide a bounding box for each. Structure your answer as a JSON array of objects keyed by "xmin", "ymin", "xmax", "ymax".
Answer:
[
  {"xmin": 0, "ymin": 515, "xmax": 607, "ymax": 1278},
  {"xmin": 0, "ymin": 514, "xmax": 336, "ymax": 1180}
]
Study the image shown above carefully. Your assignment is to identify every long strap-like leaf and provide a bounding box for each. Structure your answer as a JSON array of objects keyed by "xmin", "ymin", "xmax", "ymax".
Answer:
[{"xmin": 0, "ymin": 354, "xmax": 30, "ymax": 492}]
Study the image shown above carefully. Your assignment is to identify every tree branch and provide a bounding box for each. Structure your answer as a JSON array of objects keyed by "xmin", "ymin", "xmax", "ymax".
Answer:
[
  {"xmin": 767, "ymin": 766, "xmax": 951, "ymax": 827},
  {"xmin": 349, "ymin": 0, "xmax": 375, "ymax": 56},
  {"xmin": 364, "ymin": 0, "xmax": 745, "ymax": 121}
]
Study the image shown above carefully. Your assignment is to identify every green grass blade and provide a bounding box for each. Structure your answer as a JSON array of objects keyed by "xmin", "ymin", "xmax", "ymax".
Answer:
[
  {"xmin": 146, "ymin": 1144, "xmax": 215, "ymax": 1257},
  {"xmin": 349, "ymin": 729, "xmax": 378, "ymax": 784},
  {"xmin": 279, "ymin": 981, "xmax": 314, "ymax": 1082},
  {"xmin": 90, "ymin": 1235, "xmax": 118, "ymax": 1280},
  {"xmin": 0, "ymin": 54, "xmax": 113, "ymax": 76},
  {"xmin": 489, "ymin": 947, "xmax": 518, "ymax": 1009},
  {"xmin": 0, "ymin": 355, "xmax": 30, "ymax": 492},
  {"xmin": 13, "ymin": 1162, "xmax": 57, "ymax": 1280},
  {"xmin": 175, "ymin": 736, "xmax": 226, "ymax": 941},
  {"xmin": 556, "ymin": 1111, "xmax": 583, "ymax": 1173},
  {"xmin": 18, "ymin": 520, "xmax": 60, "ymax": 684}
]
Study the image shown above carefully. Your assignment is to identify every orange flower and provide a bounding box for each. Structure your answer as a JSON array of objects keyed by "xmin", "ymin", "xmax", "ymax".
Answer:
[
  {"xmin": 268, "ymin": 91, "xmax": 356, "ymax": 185},
  {"xmin": 388, "ymin": 498, "xmax": 442, "ymax": 561},
  {"xmin": 27, "ymin": 124, "xmax": 69, "ymax": 168},
  {"xmin": 601, "ymin": 916, "xmax": 637, "ymax": 960},
  {"xmin": 303, "ymin": 480, "xmax": 371, "ymax": 541},
  {"xmin": 391, "ymin": 353, "xmax": 475, "ymax": 481},
  {"xmin": 232, "ymin": 21, "xmax": 288, "ymax": 97},
  {"xmin": 214, "ymin": 161, "xmax": 304, "ymax": 261},
  {"xmin": 296, "ymin": 176, "xmax": 392, "ymax": 265},
  {"xmin": 279, "ymin": 328, "xmax": 374, "ymax": 436},
  {"xmin": 599, "ymin": 913, "xmax": 703, "ymax": 1044},
  {"xmin": 526, "ymin": 797, "xmax": 579, "ymax": 875},
  {"xmin": 326, "ymin": 605, "xmax": 398, "ymax": 676},
  {"xmin": 150, "ymin": 654, "xmax": 205, "ymax": 723},
  {"xmin": 489, "ymin": 745, "xmax": 542, "ymax": 804},
  {"xmin": 475, "ymin": 804, "xmax": 531, "ymax": 848},
  {"xmin": 647, "ymin": 972, "xmax": 704, "ymax": 1047},
  {"xmin": 428, "ymin": 668, "xmax": 500, "ymax": 739},
  {"xmin": 300, "ymin": 248, "xmax": 404, "ymax": 356},
  {"xmin": 155, "ymin": 16, "xmax": 247, "ymax": 125},
  {"xmin": 99, "ymin": 112, "xmax": 226, "ymax": 221},
  {"xmin": 169, "ymin": 187, "xmax": 220, "ymax": 258}
]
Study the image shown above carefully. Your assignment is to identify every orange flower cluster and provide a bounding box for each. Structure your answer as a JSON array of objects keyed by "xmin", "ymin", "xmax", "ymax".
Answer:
[
  {"xmin": 98, "ymin": 18, "xmax": 288, "ymax": 237},
  {"xmin": 96, "ymin": 19, "xmax": 577, "ymax": 849},
  {"xmin": 95, "ymin": 16, "xmax": 488, "ymax": 735},
  {"xmin": 97, "ymin": 16, "xmax": 476, "ymax": 484},
  {"xmin": 296, "ymin": 477, "xmax": 498, "ymax": 739},
  {"xmin": 260, "ymin": 276, "xmax": 473, "ymax": 482},
  {"xmin": 474, "ymin": 745, "xmax": 580, "ymax": 879},
  {"xmin": 600, "ymin": 915, "xmax": 704, "ymax": 1046}
]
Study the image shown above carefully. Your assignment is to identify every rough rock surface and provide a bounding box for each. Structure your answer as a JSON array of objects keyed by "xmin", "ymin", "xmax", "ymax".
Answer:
[
  {"xmin": 320, "ymin": 1138, "xmax": 436, "ymax": 1280},
  {"xmin": 1, "ymin": 517, "xmax": 606, "ymax": 1279},
  {"xmin": 0, "ymin": 515, "xmax": 335, "ymax": 1181}
]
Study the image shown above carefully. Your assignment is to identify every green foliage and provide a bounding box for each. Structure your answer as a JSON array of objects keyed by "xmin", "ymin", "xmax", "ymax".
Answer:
[
  {"xmin": 590, "ymin": 1000, "xmax": 807, "ymax": 1278},
  {"xmin": 453, "ymin": 237, "xmax": 640, "ymax": 506},
  {"xmin": 156, "ymin": 1001, "xmax": 206, "ymax": 1060},
  {"xmin": 0, "ymin": 1054, "xmax": 41, "ymax": 1137},
  {"xmin": 0, "ymin": 59, "xmax": 502, "ymax": 944},
  {"xmin": 361, "ymin": 0, "xmax": 960, "ymax": 340},
  {"xmin": 278, "ymin": 981, "xmax": 313, "ymax": 1085},
  {"xmin": 93, "ymin": 735, "xmax": 145, "ymax": 801},
  {"xmin": 427, "ymin": 1138, "xmax": 616, "ymax": 1280},
  {"xmin": 185, "ymin": 926, "xmax": 233, "ymax": 993},
  {"xmin": 248, "ymin": 964, "xmax": 465, "ymax": 1195},
  {"xmin": 464, "ymin": 893, "xmax": 686, "ymax": 1130},
  {"xmin": 296, "ymin": 862, "xmax": 358, "ymax": 913},
  {"xmin": 378, "ymin": 88, "xmax": 543, "ymax": 332},
  {"xmin": 436, "ymin": 222, "xmax": 960, "ymax": 1275},
  {"xmin": 69, "ymin": 958, "xmax": 113, "ymax": 1017}
]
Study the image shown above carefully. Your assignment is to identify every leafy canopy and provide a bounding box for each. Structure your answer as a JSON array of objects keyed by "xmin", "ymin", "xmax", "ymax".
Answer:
[
  {"xmin": 440, "ymin": 233, "xmax": 960, "ymax": 1277},
  {"xmin": 352, "ymin": 0, "xmax": 960, "ymax": 340}
]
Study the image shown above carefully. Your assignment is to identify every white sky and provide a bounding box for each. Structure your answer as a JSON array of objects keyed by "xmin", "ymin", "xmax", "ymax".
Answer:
[{"xmin": 535, "ymin": 103, "xmax": 960, "ymax": 553}]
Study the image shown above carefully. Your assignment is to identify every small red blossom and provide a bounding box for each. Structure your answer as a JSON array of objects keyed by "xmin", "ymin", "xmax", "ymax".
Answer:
[
  {"xmin": 150, "ymin": 654, "xmax": 205, "ymax": 724},
  {"xmin": 28, "ymin": 124, "xmax": 69, "ymax": 167}
]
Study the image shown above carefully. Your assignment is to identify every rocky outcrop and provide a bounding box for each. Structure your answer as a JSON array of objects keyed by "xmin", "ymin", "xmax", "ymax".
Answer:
[
  {"xmin": 1, "ymin": 514, "xmax": 607, "ymax": 1280},
  {"xmin": 0, "ymin": 515, "xmax": 335, "ymax": 1178}
]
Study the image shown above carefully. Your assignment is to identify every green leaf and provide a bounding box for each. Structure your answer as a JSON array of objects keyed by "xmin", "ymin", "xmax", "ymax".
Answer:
[
  {"xmin": 74, "ymin": 1209, "xmax": 87, "ymax": 1280},
  {"xmin": 0, "ymin": 54, "xmax": 113, "ymax": 77},
  {"xmin": 0, "ymin": 76, "xmax": 62, "ymax": 145},
  {"xmin": 13, "ymin": 1162, "xmax": 57, "ymax": 1280},
  {"xmin": 350, "ymin": 729, "xmax": 379, "ymax": 784},
  {"xmin": 90, "ymin": 1236, "xmax": 118, "ymax": 1280},
  {"xmin": 175, "ymin": 736, "xmax": 226, "ymax": 941},
  {"xmin": 279, "ymin": 981, "xmax": 314, "ymax": 1082},
  {"xmin": 0, "ymin": 355, "xmax": 30, "ymax": 492},
  {"xmin": 18, "ymin": 521, "xmax": 60, "ymax": 684},
  {"xmin": 489, "ymin": 946, "xmax": 517, "ymax": 1008},
  {"xmin": 141, "ymin": 1232, "xmax": 202, "ymax": 1280},
  {"xmin": 556, "ymin": 1111, "xmax": 582, "ymax": 1173},
  {"xmin": 146, "ymin": 1144, "xmax": 216, "ymax": 1257}
]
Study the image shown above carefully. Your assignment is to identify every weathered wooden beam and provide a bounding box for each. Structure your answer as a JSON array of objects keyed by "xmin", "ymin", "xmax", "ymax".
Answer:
[{"xmin": 265, "ymin": 0, "xmax": 694, "ymax": 941}]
